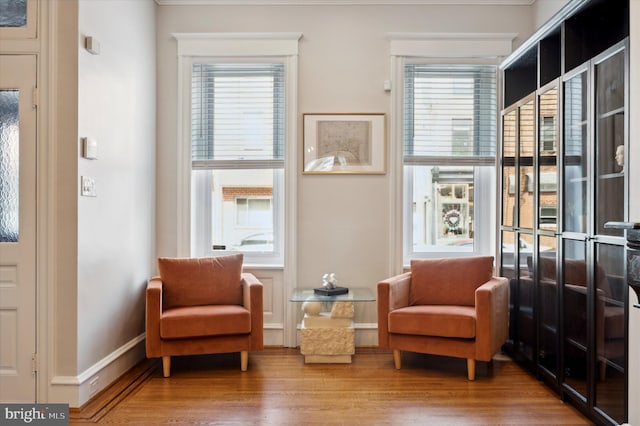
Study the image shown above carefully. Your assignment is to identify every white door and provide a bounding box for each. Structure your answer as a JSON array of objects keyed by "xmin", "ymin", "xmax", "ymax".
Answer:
[{"xmin": 0, "ymin": 55, "xmax": 37, "ymax": 402}]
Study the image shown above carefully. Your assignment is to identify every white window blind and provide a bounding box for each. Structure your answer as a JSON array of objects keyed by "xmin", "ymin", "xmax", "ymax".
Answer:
[
  {"xmin": 404, "ymin": 64, "xmax": 497, "ymax": 165},
  {"xmin": 191, "ymin": 63, "xmax": 285, "ymax": 169}
]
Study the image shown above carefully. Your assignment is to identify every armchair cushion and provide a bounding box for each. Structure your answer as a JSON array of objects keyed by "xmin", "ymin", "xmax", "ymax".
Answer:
[
  {"xmin": 160, "ymin": 305, "xmax": 251, "ymax": 339},
  {"xmin": 410, "ymin": 256, "xmax": 494, "ymax": 306},
  {"xmin": 158, "ymin": 254, "xmax": 244, "ymax": 309},
  {"xmin": 388, "ymin": 305, "xmax": 476, "ymax": 338}
]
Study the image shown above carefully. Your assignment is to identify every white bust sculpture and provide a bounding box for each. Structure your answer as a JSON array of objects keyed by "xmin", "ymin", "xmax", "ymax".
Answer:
[{"xmin": 615, "ymin": 144, "xmax": 624, "ymax": 173}]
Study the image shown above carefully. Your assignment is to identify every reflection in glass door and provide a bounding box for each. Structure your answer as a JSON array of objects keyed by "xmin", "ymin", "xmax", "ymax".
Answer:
[
  {"xmin": 538, "ymin": 86, "xmax": 558, "ymax": 232},
  {"xmin": 594, "ymin": 242, "xmax": 626, "ymax": 424},
  {"xmin": 562, "ymin": 238, "xmax": 588, "ymax": 401},
  {"xmin": 563, "ymin": 70, "xmax": 588, "ymax": 235},
  {"xmin": 518, "ymin": 101, "xmax": 534, "ymax": 230},
  {"xmin": 502, "ymin": 110, "xmax": 516, "ymax": 228},
  {"xmin": 537, "ymin": 234, "xmax": 558, "ymax": 377},
  {"xmin": 595, "ymin": 49, "xmax": 625, "ymax": 237}
]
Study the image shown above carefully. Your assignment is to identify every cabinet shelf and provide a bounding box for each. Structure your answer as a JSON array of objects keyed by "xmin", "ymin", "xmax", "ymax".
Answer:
[
  {"xmin": 598, "ymin": 107, "xmax": 624, "ymax": 119},
  {"xmin": 598, "ymin": 172, "xmax": 624, "ymax": 180},
  {"xmin": 569, "ymin": 177, "xmax": 587, "ymax": 183}
]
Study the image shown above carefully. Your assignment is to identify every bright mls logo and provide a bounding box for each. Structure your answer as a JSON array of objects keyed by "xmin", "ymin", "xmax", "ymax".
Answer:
[{"xmin": 1, "ymin": 404, "xmax": 68, "ymax": 425}]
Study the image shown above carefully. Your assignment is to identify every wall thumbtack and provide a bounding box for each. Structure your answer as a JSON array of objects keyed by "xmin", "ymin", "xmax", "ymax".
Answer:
[{"xmin": 85, "ymin": 36, "xmax": 100, "ymax": 55}]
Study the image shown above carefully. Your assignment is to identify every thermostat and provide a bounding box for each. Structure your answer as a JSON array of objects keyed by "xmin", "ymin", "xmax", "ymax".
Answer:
[{"xmin": 82, "ymin": 137, "xmax": 98, "ymax": 160}]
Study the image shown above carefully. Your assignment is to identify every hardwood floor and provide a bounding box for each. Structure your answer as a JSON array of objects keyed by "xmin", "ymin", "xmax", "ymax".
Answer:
[{"xmin": 70, "ymin": 348, "xmax": 593, "ymax": 425}]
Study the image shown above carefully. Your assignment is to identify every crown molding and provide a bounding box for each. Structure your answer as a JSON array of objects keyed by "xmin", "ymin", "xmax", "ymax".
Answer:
[{"xmin": 156, "ymin": 0, "xmax": 535, "ymax": 6}]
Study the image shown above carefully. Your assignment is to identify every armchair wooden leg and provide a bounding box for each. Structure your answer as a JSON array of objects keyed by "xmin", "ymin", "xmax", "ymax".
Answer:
[
  {"xmin": 241, "ymin": 351, "xmax": 248, "ymax": 371},
  {"xmin": 467, "ymin": 358, "xmax": 475, "ymax": 381},
  {"xmin": 393, "ymin": 350, "xmax": 402, "ymax": 369},
  {"xmin": 162, "ymin": 356, "xmax": 171, "ymax": 378}
]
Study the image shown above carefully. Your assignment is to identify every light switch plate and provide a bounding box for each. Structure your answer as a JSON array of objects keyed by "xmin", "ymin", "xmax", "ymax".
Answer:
[{"xmin": 81, "ymin": 176, "xmax": 97, "ymax": 197}]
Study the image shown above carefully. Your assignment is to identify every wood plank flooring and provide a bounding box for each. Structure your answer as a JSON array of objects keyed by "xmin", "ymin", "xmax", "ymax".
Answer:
[{"xmin": 70, "ymin": 348, "xmax": 593, "ymax": 425}]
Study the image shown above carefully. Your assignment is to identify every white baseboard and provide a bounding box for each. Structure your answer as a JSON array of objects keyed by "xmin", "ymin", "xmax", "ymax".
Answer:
[
  {"xmin": 355, "ymin": 323, "xmax": 378, "ymax": 347},
  {"xmin": 49, "ymin": 333, "xmax": 146, "ymax": 408},
  {"xmin": 264, "ymin": 326, "xmax": 284, "ymax": 346}
]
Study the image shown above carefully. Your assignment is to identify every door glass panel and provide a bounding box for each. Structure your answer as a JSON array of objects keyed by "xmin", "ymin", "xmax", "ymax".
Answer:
[
  {"xmin": 519, "ymin": 101, "xmax": 535, "ymax": 230},
  {"xmin": 517, "ymin": 232, "xmax": 535, "ymax": 361},
  {"xmin": 562, "ymin": 239, "xmax": 587, "ymax": 400},
  {"xmin": 501, "ymin": 230, "xmax": 517, "ymax": 347},
  {"xmin": 595, "ymin": 50, "xmax": 625, "ymax": 237},
  {"xmin": 594, "ymin": 243, "xmax": 625, "ymax": 423},
  {"xmin": 563, "ymin": 72, "xmax": 588, "ymax": 234},
  {"xmin": 538, "ymin": 235, "xmax": 558, "ymax": 376},
  {"xmin": 502, "ymin": 110, "xmax": 516, "ymax": 227},
  {"xmin": 0, "ymin": 90, "xmax": 19, "ymax": 242},
  {"xmin": 0, "ymin": 0, "xmax": 27, "ymax": 27},
  {"xmin": 538, "ymin": 87, "xmax": 558, "ymax": 232}
]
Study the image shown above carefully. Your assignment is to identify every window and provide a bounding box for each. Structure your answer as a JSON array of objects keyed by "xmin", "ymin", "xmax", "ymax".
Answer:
[
  {"xmin": 236, "ymin": 197, "xmax": 272, "ymax": 228},
  {"xmin": 190, "ymin": 63, "xmax": 285, "ymax": 262},
  {"xmin": 403, "ymin": 64, "xmax": 497, "ymax": 259}
]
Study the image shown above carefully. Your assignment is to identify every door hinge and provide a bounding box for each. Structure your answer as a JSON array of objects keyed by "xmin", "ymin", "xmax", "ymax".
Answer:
[
  {"xmin": 31, "ymin": 353, "xmax": 38, "ymax": 375},
  {"xmin": 32, "ymin": 87, "xmax": 39, "ymax": 109}
]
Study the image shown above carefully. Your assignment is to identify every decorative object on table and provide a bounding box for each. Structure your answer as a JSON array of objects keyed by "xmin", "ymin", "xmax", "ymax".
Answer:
[
  {"xmin": 301, "ymin": 300, "xmax": 323, "ymax": 316},
  {"xmin": 314, "ymin": 272, "xmax": 348, "ymax": 296},
  {"xmin": 303, "ymin": 113, "xmax": 386, "ymax": 174}
]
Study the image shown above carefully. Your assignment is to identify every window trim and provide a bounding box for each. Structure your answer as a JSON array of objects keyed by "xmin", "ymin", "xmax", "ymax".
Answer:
[
  {"xmin": 174, "ymin": 33, "xmax": 301, "ymax": 267},
  {"xmin": 389, "ymin": 33, "xmax": 514, "ymax": 270}
]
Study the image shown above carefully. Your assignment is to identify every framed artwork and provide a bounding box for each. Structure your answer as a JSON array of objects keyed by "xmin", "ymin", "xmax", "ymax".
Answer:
[{"xmin": 303, "ymin": 113, "xmax": 386, "ymax": 174}]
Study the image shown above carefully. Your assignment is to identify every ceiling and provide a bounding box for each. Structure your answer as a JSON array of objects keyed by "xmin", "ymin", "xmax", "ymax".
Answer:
[{"xmin": 155, "ymin": 0, "xmax": 535, "ymax": 5}]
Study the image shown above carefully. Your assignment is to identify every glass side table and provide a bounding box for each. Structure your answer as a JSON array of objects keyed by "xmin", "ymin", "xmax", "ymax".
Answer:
[{"xmin": 290, "ymin": 287, "xmax": 375, "ymax": 364}]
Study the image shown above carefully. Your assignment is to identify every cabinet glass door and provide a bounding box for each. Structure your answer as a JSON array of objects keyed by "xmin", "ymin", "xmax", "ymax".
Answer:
[
  {"xmin": 516, "ymin": 232, "xmax": 535, "ymax": 361},
  {"xmin": 502, "ymin": 230, "xmax": 517, "ymax": 347},
  {"xmin": 594, "ymin": 242, "xmax": 626, "ymax": 424},
  {"xmin": 538, "ymin": 234, "xmax": 558, "ymax": 377},
  {"xmin": 562, "ymin": 238, "xmax": 588, "ymax": 400},
  {"xmin": 518, "ymin": 101, "xmax": 535, "ymax": 230},
  {"xmin": 502, "ymin": 110, "xmax": 517, "ymax": 228},
  {"xmin": 538, "ymin": 87, "xmax": 558, "ymax": 232},
  {"xmin": 595, "ymin": 49, "xmax": 625, "ymax": 237},
  {"xmin": 563, "ymin": 71, "xmax": 588, "ymax": 234}
]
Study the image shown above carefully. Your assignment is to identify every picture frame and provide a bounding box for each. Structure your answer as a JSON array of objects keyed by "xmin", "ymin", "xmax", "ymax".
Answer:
[{"xmin": 303, "ymin": 113, "xmax": 386, "ymax": 174}]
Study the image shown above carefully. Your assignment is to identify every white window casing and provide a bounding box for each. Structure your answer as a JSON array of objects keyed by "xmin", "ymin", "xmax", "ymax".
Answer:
[
  {"xmin": 389, "ymin": 32, "xmax": 516, "ymax": 270},
  {"xmin": 174, "ymin": 32, "xmax": 301, "ymax": 266}
]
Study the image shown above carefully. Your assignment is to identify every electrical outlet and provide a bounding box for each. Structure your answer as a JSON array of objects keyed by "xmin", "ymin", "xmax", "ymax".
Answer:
[{"xmin": 81, "ymin": 176, "xmax": 96, "ymax": 197}]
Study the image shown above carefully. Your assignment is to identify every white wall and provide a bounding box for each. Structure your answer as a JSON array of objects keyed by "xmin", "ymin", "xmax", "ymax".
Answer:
[
  {"xmin": 48, "ymin": 0, "xmax": 157, "ymax": 407},
  {"xmin": 532, "ymin": 0, "xmax": 571, "ymax": 27},
  {"xmin": 156, "ymin": 3, "xmax": 534, "ymax": 333},
  {"xmin": 77, "ymin": 0, "xmax": 156, "ymax": 373}
]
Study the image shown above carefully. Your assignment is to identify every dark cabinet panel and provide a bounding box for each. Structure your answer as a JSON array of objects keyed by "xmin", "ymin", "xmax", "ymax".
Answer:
[{"xmin": 500, "ymin": 2, "xmax": 629, "ymax": 423}]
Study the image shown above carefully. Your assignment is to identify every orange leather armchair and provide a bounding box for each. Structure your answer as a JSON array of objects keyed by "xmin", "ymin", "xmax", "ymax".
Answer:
[
  {"xmin": 145, "ymin": 254, "xmax": 263, "ymax": 377},
  {"xmin": 377, "ymin": 256, "xmax": 508, "ymax": 380}
]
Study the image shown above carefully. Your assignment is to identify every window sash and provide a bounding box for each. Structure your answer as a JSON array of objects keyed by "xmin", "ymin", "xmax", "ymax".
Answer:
[
  {"xmin": 403, "ymin": 64, "xmax": 497, "ymax": 165},
  {"xmin": 191, "ymin": 63, "xmax": 285, "ymax": 168}
]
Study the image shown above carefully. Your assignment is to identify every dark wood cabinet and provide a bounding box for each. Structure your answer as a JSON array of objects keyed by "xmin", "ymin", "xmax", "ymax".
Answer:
[{"xmin": 499, "ymin": 1, "xmax": 629, "ymax": 424}]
